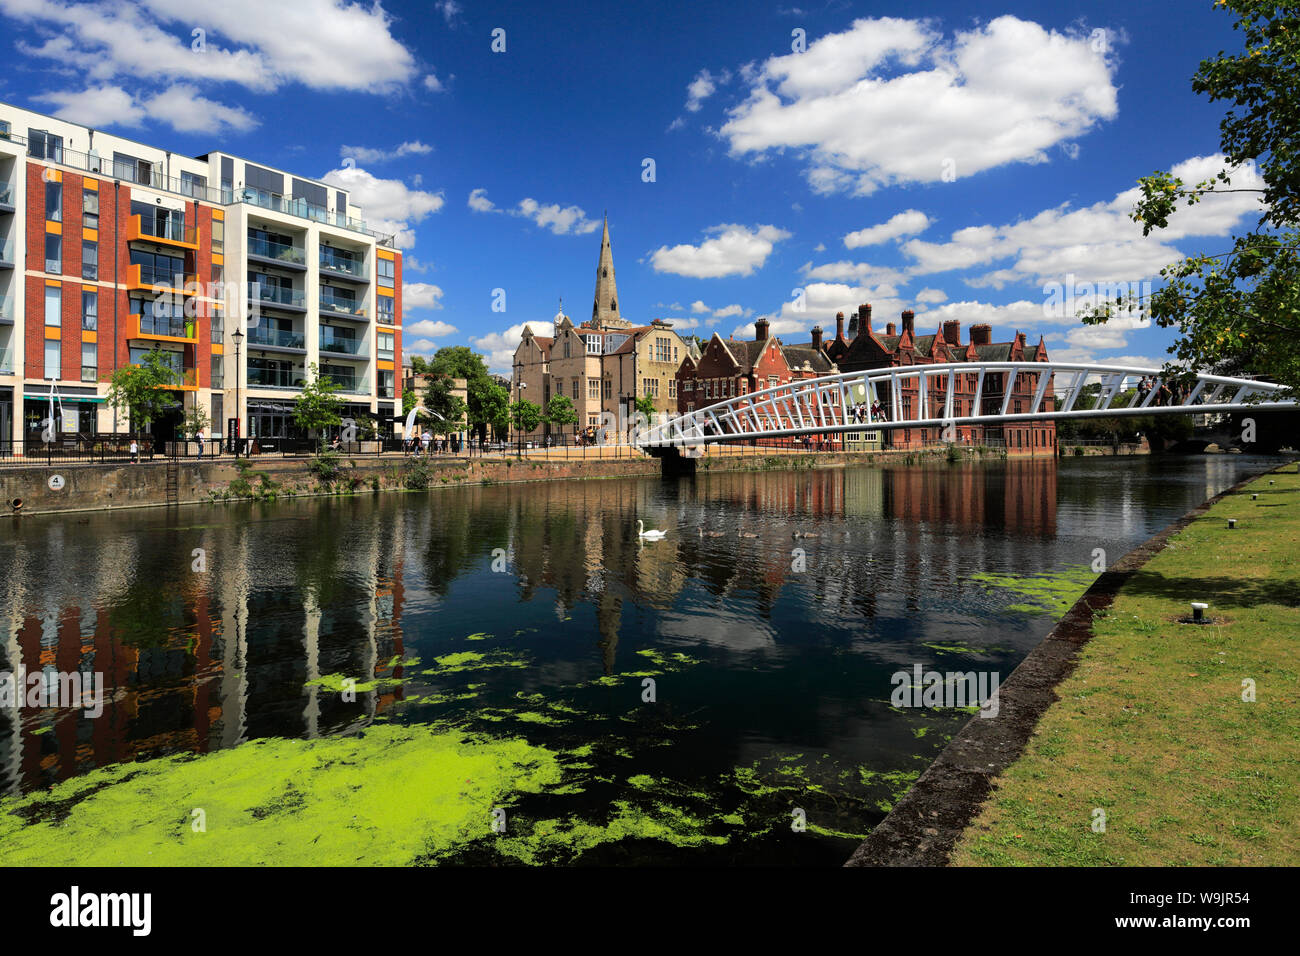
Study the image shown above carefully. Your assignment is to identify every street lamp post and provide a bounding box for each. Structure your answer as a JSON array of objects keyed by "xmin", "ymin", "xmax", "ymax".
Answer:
[
  {"xmin": 231, "ymin": 327, "xmax": 244, "ymax": 457},
  {"xmin": 515, "ymin": 379, "xmax": 527, "ymax": 458}
]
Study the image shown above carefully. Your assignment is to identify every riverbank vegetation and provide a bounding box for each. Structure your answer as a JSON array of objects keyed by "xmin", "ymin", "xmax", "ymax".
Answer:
[{"xmin": 952, "ymin": 466, "xmax": 1300, "ymax": 865}]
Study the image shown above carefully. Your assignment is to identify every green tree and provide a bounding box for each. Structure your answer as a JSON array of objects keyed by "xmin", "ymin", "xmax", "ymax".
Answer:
[
  {"xmin": 634, "ymin": 394, "xmax": 657, "ymax": 418},
  {"xmin": 294, "ymin": 363, "xmax": 344, "ymax": 444},
  {"xmin": 428, "ymin": 346, "xmax": 510, "ymax": 441},
  {"xmin": 423, "ymin": 374, "xmax": 468, "ymax": 436},
  {"xmin": 544, "ymin": 394, "xmax": 578, "ymax": 433},
  {"xmin": 509, "ymin": 399, "xmax": 543, "ymax": 435},
  {"xmin": 1082, "ymin": 0, "xmax": 1298, "ymax": 393},
  {"xmin": 105, "ymin": 348, "xmax": 181, "ymax": 431},
  {"xmin": 402, "ymin": 387, "xmax": 418, "ymax": 416},
  {"xmin": 182, "ymin": 401, "xmax": 211, "ymax": 438}
]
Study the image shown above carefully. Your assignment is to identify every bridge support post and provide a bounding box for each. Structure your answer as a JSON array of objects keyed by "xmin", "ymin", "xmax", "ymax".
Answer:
[{"xmin": 657, "ymin": 446, "xmax": 697, "ymax": 478}]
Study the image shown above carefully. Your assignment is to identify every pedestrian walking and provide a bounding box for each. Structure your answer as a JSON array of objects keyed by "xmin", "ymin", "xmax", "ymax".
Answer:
[{"xmin": 129, "ymin": 438, "xmax": 139, "ymax": 464}]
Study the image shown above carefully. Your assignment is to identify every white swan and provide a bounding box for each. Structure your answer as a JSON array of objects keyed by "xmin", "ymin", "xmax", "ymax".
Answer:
[{"xmin": 637, "ymin": 520, "xmax": 667, "ymax": 541}]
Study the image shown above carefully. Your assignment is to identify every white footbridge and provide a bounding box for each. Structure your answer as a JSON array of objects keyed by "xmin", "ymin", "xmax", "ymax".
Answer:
[{"xmin": 636, "ymin": 362, "xmax": 1296, "ymax": 451}]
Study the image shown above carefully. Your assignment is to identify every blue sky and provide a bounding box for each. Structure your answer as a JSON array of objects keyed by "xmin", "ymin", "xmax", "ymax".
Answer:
[{"xmin": 0, "ymin": 0, "xmax": 1263, "ymax": 372}]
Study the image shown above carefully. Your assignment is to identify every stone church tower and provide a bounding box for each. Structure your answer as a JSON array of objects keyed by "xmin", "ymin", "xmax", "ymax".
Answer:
[{"xmin": 591, "ymin": 214, "xmax": 631, "ymax": 330}]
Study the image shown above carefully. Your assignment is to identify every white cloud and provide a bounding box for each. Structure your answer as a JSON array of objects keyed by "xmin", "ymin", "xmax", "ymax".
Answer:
[
  {"xmin": 35, "ymin": 83, "xmax": 257, "ymax": 134},
  {"xmin": 406, "ymin": 319, "xmax": 457, "ymax": 338},
  {"xmin": 472, "ymin": 321, "xmax": 555, "ymax": 373},
  {"xmin": 686, "ymin": 68, "xmax": 728, "ymax": 112},
  {"xmin": 711, "ymin": 304, "xmax": 749, "ymax": 319},
  {"xmin": 902, "ymin": 154, "xmax": 1265, "ymax": 288},
  {"xmin": 800, "ymin": 259, "xmax": 908, "ymax": 286},
  {"xmin": 403, "ymin": 284, "xmax": 446, "ymax": 311},
  {"xmin": 650, "ymin": 223, "xmax": 791, "ymax": 278},
  {"xmin": 434, "ymin": 1, "xmax": 461, "ymax": 26},
  {"xmin": 341, "ymin": 141, "xmax": 433, "ymax": 164},
  {"xmin": 320, "ymin": 166, "xmax": 445, "ymax": 248},
  {"xmin": 915, "ymin": 287, "xmax": 948, "ymax": 304},
  {"xmin": 467, "ymin": 188, "xmax": 497, "ymax": 213},
  {"xmin": 5, "ymin": 0, "xmax": 419, "ymax": 93},
  {"xmin": 404, "ymin": 338, "xmax": 441, "ymax": 356},
  {"xmin": 514, "ymin": 198, "xmax": 600, "ymax": 235},
  {"xmin": 844, "ymin": 210, "xmax": 932, "ymax": 248},
  {"xmin": 423, "ymin": 73, "xmax": 446, "ymax": 92},
  {"xmin": 690, "ymin": 300, "xmax": 710, "ymax": 314},
  {"xmin": 719, "ymin": 15, "xmax": 1119, "ymax": 195}
]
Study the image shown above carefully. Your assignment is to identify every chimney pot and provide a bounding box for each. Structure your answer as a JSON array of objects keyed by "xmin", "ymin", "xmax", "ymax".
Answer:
[
  {"xmin": 754, "ymin": 317, "xmax": 769, "ymax": 341},
  {"xmin": 943, "ymin": 320, "xmax": 961, "ymax": 346},
  {"xmin": 835, "ymin": 311, "xmax": 845, "ymax": 340},
  {"xmin": 971, "ymin": 323, "xmax": 992, "ymax": 346},
  {"xmin": 901, "ymin": 310, "xmax": 915, "ymax": 335},
  {"xmin": 811, "ymin": 325, "xmax": 823, "ymax": 351},
  {"xmin": 886, "ymin": 322, "xmax": 896, "ymax": 336}
]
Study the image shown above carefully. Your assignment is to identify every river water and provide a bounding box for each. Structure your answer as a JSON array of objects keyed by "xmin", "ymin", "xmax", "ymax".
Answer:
[{"xmin": 0, "ymin": 454, "xmax": 1280, "ymax": 865}]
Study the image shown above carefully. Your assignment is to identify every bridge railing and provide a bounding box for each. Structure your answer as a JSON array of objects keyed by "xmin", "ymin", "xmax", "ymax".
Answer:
[{"xmin": 637, "ymin": 361, "xmax": 1296, "ymax": 448}]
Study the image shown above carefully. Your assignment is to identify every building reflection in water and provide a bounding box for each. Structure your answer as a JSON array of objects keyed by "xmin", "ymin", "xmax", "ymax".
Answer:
[{"xmin": 0, "ymin": 459, "xmax": 1062, "ymax": 797}]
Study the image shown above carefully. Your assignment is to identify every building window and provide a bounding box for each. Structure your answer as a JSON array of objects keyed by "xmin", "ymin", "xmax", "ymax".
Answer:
[
  {"xmin": 82, "ymin": 291, "xmax": 97, "ymax": 331},
  {"xmin": 83, "ymin": 190, "xmax": 99, "ymax": 230},
  {"xmin": 81, "ymin": 343, "xmax": 96, "ymax": 383},
  {"xmin": 211, "ymin": 311, "xmax": 224, "ymax": 344},
  {"xmin": 379, "ymin": 369, "xmax": 395, "ymax": 398},
  {"xmin": 563, "ymin": 337, "xmax": 571, "ymax": 359},
  {"xmin": 668, "ymin": 379, "xmax": 677, "ymax": 399},
  {"xmin": 377, "ymin": 257, "xmax": 395, "ymax": 289},
  {"xmin": 44, "ymin": 339, "xmax": 61, "ymax": 379},
  {"xmin": 378, "ymin": 331, "xmax": 394, "ymax": 360},
  {"xmin": 211, "ymin": 356, "xmax": 224, "ymax": 388},
  {"xmin": 181, "ymin": 171, "xmax": 207, "ymax": 199},
  {"xmin": 588, "ymin": 377, "xmax": 600, "ymax": 401},
  {"xmin": 767, "ymin": 375, "xmax": 778, "ymax": 387},
  {"xmin": 602, "ymin": 378, "xmax": 612, "ymax": 399},
  {"xmin": 45, "ymin": 234, "xmax": 61, "ymax": 274},
  {"xmin": 45, "ymin": 285, "xmax": 60, "ymax": 327},
  {"xmin": 211, "ymin": 217, "xmax": 224, "ymax": 251},
  {"xmin": 654, "ymin": 336, "xmax": 671, "ymax": 363},
  {"xmin": 82, "ymin": 240, "xmax": 97, "ymax": 280},
  {"xmin": 642, "ymin": 378, "xmax": 659, "ymax": 398},
  {"xmin": 45, "ymin": 181, "xmax": 61, "ymax": 222},
  {"xmin": 571, "ymin": 378, "xmax": 579, "ymax": 400},
  {"xmin": 377, "ymin": 294, "xmax": 394, "ymax": 324},
  {"xmin": 28, "ymin": 129, "xmax": 63, "ymax": 163}
]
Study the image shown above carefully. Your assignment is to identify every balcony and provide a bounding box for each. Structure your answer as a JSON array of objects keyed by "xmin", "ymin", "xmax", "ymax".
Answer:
[
  {"xmin": 249, "ymin": 284, "xmax": 306, "ymax": 312},
  {"xmin": 319, "ymin": 290, "xmax": 367, "ymax": 319},
  {"xmin": 0, "ymin": 348, "xmax": 12, "ymax": 375},
  {"xmin": 0, "ymin": 295, "xmax": 13, "ymax": 324},
  {"xmin": 248, "ymin": 327, "xmax": 306, "ymax": 352},
  {"xmin": 127, "ymin": 263, "xmax": 196, "ymax": 294},
  {"xmin": 0, "ymin": 181, "xmax": 13, "ymax": 212},
  {"xmin": 133, "ymin": 362, "xmax": 199, "ymax": 390},
  {"xmin": 128, "ymin": 313, "xmax": 198, "ymax": 343},
  {"xmin": 320, "ymin": 371, "xmax": 368, "ymax": 394},
  {"xmin": 248, "ymin": 235, "xmax": 306, "ymax": 270},
  {"xmin": 127, "ymin": 214, "xmax": 199, "ymax": 250},
  {"xmin": 230, "ymin": 188, "xmax": 394, "ymax": 247},
  {"xmin": 0, "ymin": 238, "xmax": 13, "ymax": 269},
  {"xmin": 319, "ymin": 248, "xmax": 368, "ymax": 283},
  {"xmin": 319, "ymin": 332, "xmax": 364, "ymax": 356},
  {"xmin": 247, "ymin": 366, "xmax": 305, "ymax": 389}
]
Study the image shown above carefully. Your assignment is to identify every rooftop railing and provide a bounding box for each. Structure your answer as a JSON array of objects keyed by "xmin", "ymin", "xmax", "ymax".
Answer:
[{"xmin": 233, "ymin": 190, "xmax": 395, "ymax": 247}]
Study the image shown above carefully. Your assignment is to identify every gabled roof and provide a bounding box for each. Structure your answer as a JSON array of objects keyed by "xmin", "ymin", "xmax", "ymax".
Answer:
[{"xmin": 781, "ymin": 345, "xmax": 833, "ymax": 374}]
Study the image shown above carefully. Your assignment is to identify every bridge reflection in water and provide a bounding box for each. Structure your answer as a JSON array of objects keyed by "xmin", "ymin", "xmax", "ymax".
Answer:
[{"xmin": 0, "ymin": 455, "xmax": 1256, "ymax": 807}]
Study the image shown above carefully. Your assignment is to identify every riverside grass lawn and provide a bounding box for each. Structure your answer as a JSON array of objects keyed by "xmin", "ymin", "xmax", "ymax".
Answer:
[{"xmin": 952, "ymin": 465, "xmax": 1300, "ymax": 866}]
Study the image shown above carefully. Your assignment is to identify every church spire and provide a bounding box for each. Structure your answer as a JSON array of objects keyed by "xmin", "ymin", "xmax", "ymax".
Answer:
[{"xmin": 592, "ymin": 213, "xmax": 625, "ymax": 328}]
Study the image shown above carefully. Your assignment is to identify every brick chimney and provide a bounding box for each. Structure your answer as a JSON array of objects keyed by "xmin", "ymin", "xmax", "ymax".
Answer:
[
  {"xmin": 901, "ymin": 310, "xmax": 915, "ymax": 336},
  {"xmin": 971, "ymin": 323, "xmax": 992, "ymax": 346},
  {"xmin": 858, "ymin": 303, "xmax": 871, "ymax": 336},
  {"xmin": 886, "ymin": 322, "xmax": 896, "ymax": 336},
  {"xmin": 835, "ymin": 311, "xmax": 845, "ymax": 340},
  {"xmin": 754, "ymin": 317, "xmax": 769, "ymax": 341},
  {"xmin": 943, "ymin": 320, "xmax": 961, "ymax": 346},
  {"xmin": 811, "ymin": 325, "xmax": 823, "ymax": 351}
]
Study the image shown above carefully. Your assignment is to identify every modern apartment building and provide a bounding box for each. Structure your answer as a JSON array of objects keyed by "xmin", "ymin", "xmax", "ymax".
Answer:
[
  {"xmin": 0, "ymin": 100, "xmax": 402, "ymax": 449},
  {"xmin": 511, "ymin": 216, "xmax": 689, "ymax": 441}
]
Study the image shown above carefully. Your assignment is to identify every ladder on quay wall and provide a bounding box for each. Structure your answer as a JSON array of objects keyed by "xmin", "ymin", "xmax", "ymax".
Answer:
[{"xmin": 165, "ymin": 461, "xmax": 179, "ymax": 505}]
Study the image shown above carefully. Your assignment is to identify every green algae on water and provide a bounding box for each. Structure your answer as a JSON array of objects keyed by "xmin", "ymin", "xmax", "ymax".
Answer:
[
  {"xmin": 969, "ymin": 564, "xmax": 1098, "ymax": 616},
  {"xmin": 419, "ymin": 650, "xmax": 528, "ymax": 676},
  {"xmin": 0, "ymin": 724, "xmax": 565, "ymax": 866}
]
